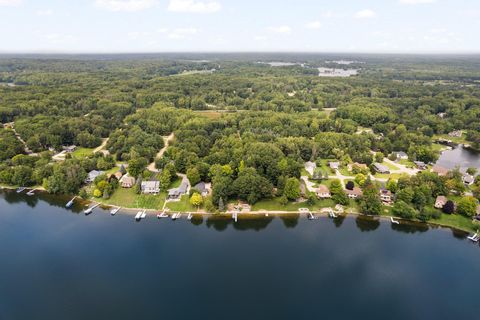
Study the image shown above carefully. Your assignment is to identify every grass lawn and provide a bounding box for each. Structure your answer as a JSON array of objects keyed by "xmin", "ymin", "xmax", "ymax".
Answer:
[
  {"xmin": 101, "ymin": 187, "xmax": 166, "ymax": 210},
  {"xmin": 381, "ymin": 161, "xmax": 400, "ymax": 171},
  {"xmin": 433, "ymin": 133, "xmax": 468, "ymax": 145},
  {"xmin": 166, "ymin": 195, "xmax": 200, "ymax": 212},
  {"xmin": 252, "ymin": 196, "xmax": 337, "ymax": 211},
  {"xmin": 169, "ymin": 177, "xmax": 182, "ymax": 188},
  {"xmin": 72, "ymin": 147, "xmax": 94, "ymax": 158},
  {"xmin": 374, "ymin": 173, "xmax": 408, "ymax": 180},
  {"xmin": 398, "ymin": 159, "xmax": 415, "ymax": 168},
  {"xmin": 434, "ymin": 213, "xmax": 477, "ymax": 232}
]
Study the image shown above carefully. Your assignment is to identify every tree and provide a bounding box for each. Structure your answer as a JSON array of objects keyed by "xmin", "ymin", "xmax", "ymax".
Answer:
[
  {"xmin": 330, "ymin": 179, "xmax": 349, "ymax": 205},
  {"xmin": 456, "ymin": 196, "xmax": 477, "ymax": 217},
  {"xmin": 360, "ymin": 184, "xmax": 382, "ymax": 215},
  {"xmin": 466, "ymin": 167, "xmax": 477, "ymax": 176},
  {"xmin": 346, "ymin": 180, "xmax": 355, "ymax": 190},
  {"xmin": 190, "ymin": 193, "xmax": 203, "ymax": 208},
  {"xmin": 355, "ymin": 173, "xmax": 366, "ymax": 186},
  {"xmin": 128, "ymin": 157, "xmax": 148, "ymax": 178},
  {"xmin": 279, "ymin": 195, "xmax": 288, "ymax": 206},
  {"xmin": 93, "ymin": 189, "xmax": 102, "ymax": 198},
  {"xmin": 218, "ymin": 197, "xmax": 225, "ymax": 212},
  {"xmin": 386, "ymin": 179, "xmax": 398, "ymax": 193},
  {"xmin": 160, "ymin": 169, "xmax": 171, "ymax": 192},
  {"xmin": 392, "ymin": 201, "xmax": 417, "ymax": 219},
  {"xmin": 186, "ymin": 167, "xmax": 201, "ymax": 187},
  {"xmin": 396, "ymin": 187, "xmax": 414, "ymax": 203},
  {"xmin": 283, "ymin": 177, "xmax": 301, "ymax": 200},
  {"xmin": 231, "ymin": 168, "xmax": 273, "ymax": 204},
  {"xmin": 442, "ymin": 200, "xmax": 455, "ymax": 214}
]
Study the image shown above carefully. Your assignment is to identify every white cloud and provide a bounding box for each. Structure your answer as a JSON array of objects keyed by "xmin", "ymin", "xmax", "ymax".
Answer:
[
  {"xmin": 95, "ymin": 0, "xmax": 157, "ymax": 12},
  {"xmin": 399, "ymin": 0, "xmax": 435, "ymax": 4},
  {"xmin": 254, "ymin": 35, "xmax": 267, "ymax": 41},
  {"xmin": 267, "ymin": 25, "xmax": 292, "ymax": 34},
  {"xmin": 167, "ymin": 0, "xmax": 221, "ymax": 13},
  {"xmin": 168, "ymin": 27, "xmax": 198, "ymax": 39},
  {"xmin": 0, "ymin": 0, "xmax": 21, "ymax": 6},
  {"xmin": 43, "ymin": 33, "xmax": 76, "ymax": 44},
  {"xmin": 305, "ymin": 21, "xmax": 322, "ymax": 29},
  {"xmin": 156, "ymin": 28, "xmax": 169, "ymax": 33},
  {"xmin": 36, "ymin": 9, "xmax": 54, "ymax": 16},
  {"xmin": 354, "ymin": 9, "xmax": 376, "ymax": 19}
]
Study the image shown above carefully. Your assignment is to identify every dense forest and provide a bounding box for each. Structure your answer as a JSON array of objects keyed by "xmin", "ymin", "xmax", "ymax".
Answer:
[{"xmin": 1, "ymin": 54, "xmax": 479, "ymax": 226}]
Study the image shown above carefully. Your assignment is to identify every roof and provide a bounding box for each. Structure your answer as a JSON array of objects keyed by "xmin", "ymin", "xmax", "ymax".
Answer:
[
  {"xmin": 352, "ymin": 162, "xmax": 367, "ymax": 168},
  {"xmin": 142, "ymin": 181, "xmax": 159, "ymax": 189},
  {"xmin": 317, "ymin": 185, "xmax": 330, "ymax": 193},
  {"xmin": 373, "ymin": 163, "xmax": 389, "ymax": 172},
  {"xmin": 120, "ymin": 174, "xmax": 135, "ymax": 183},
  {"xmin": 463, "ymin": 174, "xmax": 475, "ymax": 184},
  {"xmin": 432, "ymin": 165, "xmax": 449, "ymax": 176},
  {"xmin": 436, "ymin": 196, "xmax": 447, "ymax": 203},
  {"xmin": 346, "ymin": 187, "xmax": 363, "ymax": 196},
  {"xmin": 414, "ymin": 161, "xmax": 426, "ymax": 166},
  {"xmin": 193, "ymin": 182, "xmax": 208, "ymax": 193},
  {"xmin": 393, "ymin": 151, "xmax": 408, "ymax": 157},
  {"xmin": 305, "ymin": 161, "xmax": 316, "ymax": 169},
  {"xmin": 88, "ymin": 170, "xmax": 103, "ymax": 178}
]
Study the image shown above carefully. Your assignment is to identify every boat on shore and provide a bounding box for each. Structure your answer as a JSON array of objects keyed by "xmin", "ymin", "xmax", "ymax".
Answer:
[
  {"xmin": 135, "ymin": 210, "xmax": 146, "ymax": 221},
  {"xmin": 157, "ymin": 210, "xmax": 169, "ymax": 218}
]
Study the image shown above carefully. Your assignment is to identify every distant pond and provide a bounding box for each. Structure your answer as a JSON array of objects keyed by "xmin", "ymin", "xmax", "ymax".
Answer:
[{"xmin": 435, "ymin": 145, "xmax": 480, "ymax": 171}]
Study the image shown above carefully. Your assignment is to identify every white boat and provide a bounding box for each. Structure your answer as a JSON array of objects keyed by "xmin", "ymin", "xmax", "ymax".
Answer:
[
  {"xmin": 467, "ymin": 233, "xmax": 479, "ymax": 242},
  {"xmin": 172, "ymin": 213, "xmax": 181, "ymax": 220},
  {"xmin": 110, "ymin": 207, "xmax": 120, "ymax": 215},
  {"xmin": 391, "ymin": 217, "xmax": 400, "ymax": 225},
  {"xmin": 65, "ymin": 196, "xmax": 76, "ymax": 208},
  {"xmin": 16, "ymin": 187, "xmax": 26, "ymax": 193},
  {"xmin": 26, "ymin": 189, "xmax": 35, "ymax": 196},
  {"xmin": 187, "ymin": 213, "xmax": 193, "ymax": 220},
  {"xmin": 84, "ymin": 203, "xmax": 99, "ymax": 215},
  {"xmin": 135, "ymin": 211, "xmax": 143, "ymax": 221},
  {"xmin": 157, "ymin": 211, "xmax": 169, "ymax": 218},
  {"xmin": 140, "ymin": 210, "xmax": 147, "ymax": 219}
]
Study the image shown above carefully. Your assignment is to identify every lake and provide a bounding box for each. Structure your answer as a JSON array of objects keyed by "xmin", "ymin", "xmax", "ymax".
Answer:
[
  {"xmin": 436, "ymin": 145, "xmax": 480, "ymax": 172},
  {"xmin": 1, "ymin": 189, "xmax": 479, "ymax": 320}
]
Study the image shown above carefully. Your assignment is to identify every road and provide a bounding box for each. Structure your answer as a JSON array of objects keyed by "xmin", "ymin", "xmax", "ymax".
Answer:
[
  {"xmin": 147, "ymin": 133, "xmax": 175, "ymax": 172},
  {"xmin": 93, "ymin": 138, "xmax": 109, "ymax": 154}
]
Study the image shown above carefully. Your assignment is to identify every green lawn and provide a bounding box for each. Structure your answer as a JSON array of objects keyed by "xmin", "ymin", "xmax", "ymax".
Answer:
[
  {"xmin": 166, "ymin": 195, "xmax": 200, "ymax": 212},
  {"xmin": 381, "ymin": 161, "xmax": 400, "ymax": 171},
  {"xmin": 252, "ymin": 196, "xmax": 337, "ymax": 211},
  {"xmin": 169, "ymin": 177, "xmax": 182, "ymax": 188},
  {"xmin": 434, "ymin": 213, "xmax": 478, "ymax": 232},
  {"xmin": 433, "ymin": 133, "xmax": 468, "ymax": 145},
  {"xmin": 374, "ymin": 173, "xmax": 408, "ymax": 180},
  {"xmin": 101, "ymin": 187, "xmax": 166, "ymax": 210},
  {"xmin": 72, "ymin": 147, "xmax": 94, "ymax": 158}
]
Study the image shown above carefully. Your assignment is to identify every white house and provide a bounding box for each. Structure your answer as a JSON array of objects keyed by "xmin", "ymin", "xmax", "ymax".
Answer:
[{"xmin": 141, "ymin": 181, "xmax": 160, "ymax": 195}]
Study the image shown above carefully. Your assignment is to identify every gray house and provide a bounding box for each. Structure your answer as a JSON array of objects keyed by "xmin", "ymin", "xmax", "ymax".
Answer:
[
  {"xmin": 85, "ymin": 170, "xmax": 104, "ymax": 183},
  {"xmin": 373, "ymin": 163, "xmax": 390, "ymax": 174},
  {"xmin": 168, "ymin": 178, "xmax": 189, "ymax": 200},
  {"xmin": 141, "ymin": 181, "xmax": 160, "ymax": 195}
]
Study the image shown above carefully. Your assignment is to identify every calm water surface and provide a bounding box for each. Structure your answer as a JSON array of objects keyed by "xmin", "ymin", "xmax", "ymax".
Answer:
[
  {"xmin": 1, "ymin": 190, "xmax": 479, "ymax": 320},
  {"xmin": 436, "ymin": 146, "xmax": 480, "ymax": 171}
]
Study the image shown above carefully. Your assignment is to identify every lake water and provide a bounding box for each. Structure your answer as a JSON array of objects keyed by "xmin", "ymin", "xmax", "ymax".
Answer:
[
  {"xmin": 1, "ymin": 189, "xmax": 479, "ymax": 320},
  {"xmin": 436, "ymin": 146, "xmax": 480, "ymax": 171},
  {"xmin": 318, "ymin": 67, "xmax": 358, "ymax": 77}
]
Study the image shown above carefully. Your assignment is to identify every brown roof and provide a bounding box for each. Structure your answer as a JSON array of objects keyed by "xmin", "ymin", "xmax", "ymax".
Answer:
[
  {"xmin": 432, "ymin": 165, "xmax": 449, "ymax": 176},
  {"xmin": 317, "ymin": 185, "xmax": 330, "ymax": 193},
  {"xmin": 346, "ymin": 187, "xmax": 363, "ymax": 196}
]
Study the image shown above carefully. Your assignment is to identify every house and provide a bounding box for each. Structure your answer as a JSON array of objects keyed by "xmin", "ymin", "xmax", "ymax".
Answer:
[
  {"xmin": 346, "ymin": 187, "xmax": 363, "ymax": 199},
  {"xmin": 373, "ymin": 163, "xmax": 390, "ymax": 174},
  {"xmin": 193, "ymin": 182, "xmax": 210, "ymax": 197},
  {"xmin": 316, "ymin": 185, "xmax": 331, "ymax": 199},
  {"xmin": 463, "ymin": 174, "xmax": 475, "ymax": 186},
  {"xmin": 431, "ymin": 165, "xmax": 449, "ymax": 177},
  {"xmin": 304, "ymin": 161, "xmax": 317, "ymax": 176},
  {"xmin": 168, "ymin": 178, "xmax": 189, "ymax": 200},
  {"xmin": 119, "ymin": 174, "xmax": 135, "ymax": 188},
  {"xmin": 85, "ymin": 170, "xmax": 104, "ymax": 183},
  {"xmin": 392, "ymin": 151, "xmax": 408, "ymax": 160},
  {"xmin": 141, "ymin": 181, "xmax": 160, "ymax": 195},
  {"xmin": 379, "ymin": 189, "xmax": 392, "ymax": 203},
  {"xmin": 113, "ymin": 171, "xmax": 124, "ymax": 180},
  {"xmin": 62, "ymin": 145, "xmax": 77, "ymax": 153},
  {"xmin": 448, "ymin": 130, "xmax": 462, "ymax": 138},
  {"xmin": 435, "ymin": 196, "xmax": 448, "ymax": 209},
  {"xmin": 414, "ymin": 161, "xmax": 427, "ymax": 170},
  {"xmin": 437, "ymin": 112, "xmax": 447, "ymax": 118},
  {"xmin": 329, "ymin": 161, "xmax": 340, "ymax": 170}
]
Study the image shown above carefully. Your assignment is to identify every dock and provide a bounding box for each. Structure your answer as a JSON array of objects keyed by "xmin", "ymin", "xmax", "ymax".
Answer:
[
  {"xmin": 157, "ymin": 211, "xmax": 169, "ymax": 218},
  {"xmin": 328, "ymin": 209, "xmax": 337, "ymax": 219},
  {"xmin": 65, "ymin": 196, "xmax": 76, "ymax": 208},
  {"xmin": 84, "ymin": 203, "xmax": 99, "ymax": 215},
  {"xmin": 110, "ymin": 206, "xmax": 121, "ymax": 215},
  {"xmin": 391, "ymin": 217, "xmax": 400, "ymax": 225},
  {"xmin": 26, "ymin": 189, "xmax": 35, "ymax": 196},
  {"xmin": 16, "ymin": 187, "xmax": 26, "ymax": 193},
  {"xmin": 187, "ymin": 213, "xmax": 193, "ymax": 220},
  {"xmin": 232, "ymin": 211, "xmax": 238, "ymax": 222},
  {"xmin": 135, "ymin": 209, "xmax": 146, "ymax": 221},
  {"xmin": 467, "ymin": 233, "xmax": 479, "ymax": 242}
]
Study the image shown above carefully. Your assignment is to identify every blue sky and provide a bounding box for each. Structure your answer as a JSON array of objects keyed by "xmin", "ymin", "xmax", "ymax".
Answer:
[{"xmin": 0, "ymin": 0, "xmax": 479, "ymax": 53}]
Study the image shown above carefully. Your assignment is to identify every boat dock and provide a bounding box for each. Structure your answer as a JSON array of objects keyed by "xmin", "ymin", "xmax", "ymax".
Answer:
[
  {"xmin": 467, "ymin": 233, "xmax": 479, "ymax": 242},
  {"xmin": 171, "ymin": 213, "xmax": 181, "ymax": 220},
  {"xmin": 26, "ymin": 189, "xmax": 36, "ymax": 196},
  {"xmin": 84, "ymin": 203, "xmax": 99, "ymax": 215},
  {"xmin": 16, "ymin": 187, "xmax": 26, "ymax": 193},
  {"xmin": 65, "ymin": 196, "xmax": 76, "ymax": 208},
  {"xmin": 232, "ymin": 211, "xmax": 238, "ymax": 222},
  {"xmin": 187, "ymin": 213, "xmax": 193, "ymax": 220},
  {"xmin": 157, "ymin": 211, "xmax": 169, "ymax": 218},
  {"xmin": 391, "ymin": 217, "xmax": 400, "ymax": 225},
  {"xmin": 110, "ymin": 206, "xmax": 121, "ymax": 215},
  {"xmin": 135, "ymin": 209, "xmax": 146, "ymax": 221}
]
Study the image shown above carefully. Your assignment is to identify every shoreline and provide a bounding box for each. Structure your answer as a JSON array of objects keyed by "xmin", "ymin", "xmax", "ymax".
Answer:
[{"xmin": 1, "ymin": 185, "xmax": 477, "ymax": 234}]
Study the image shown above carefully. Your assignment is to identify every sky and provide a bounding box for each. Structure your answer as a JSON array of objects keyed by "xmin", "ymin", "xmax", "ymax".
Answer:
[{"xmin": 0, "ymin": 0, "xmax": 479, "ymax": 53}]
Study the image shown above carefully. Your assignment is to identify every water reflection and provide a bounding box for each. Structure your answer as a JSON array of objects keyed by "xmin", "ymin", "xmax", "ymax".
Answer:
[
  {"xmin": 355, "ymin": 216, "xmax": 380, "ymax": 232},
  {"xmin": 280, "ymin": 215, "xmax": 299, "ymax": 228},
  {"xmin": 390, "ymin": 221, "xmax": 429, "ymax": 234}
]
